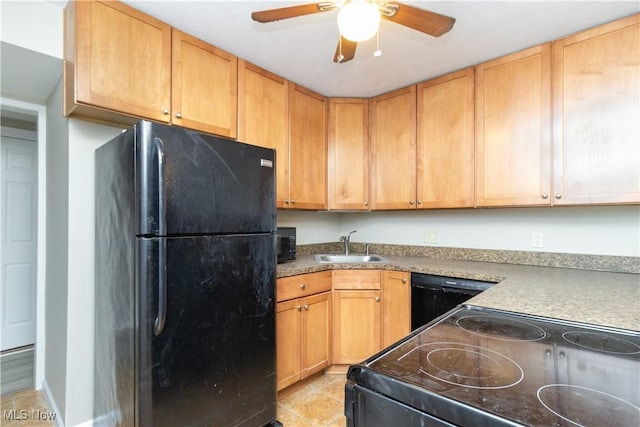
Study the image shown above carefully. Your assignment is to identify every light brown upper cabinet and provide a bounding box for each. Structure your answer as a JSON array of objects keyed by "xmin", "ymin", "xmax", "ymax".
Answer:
[
  {"xmin": 238, "ymin": 61, "xmax": 289, "ymax": 207},
  {"xmin": 65, "ymin": 0, "xmax": 238, "ymax": 137},
  {"xmin": 417, "ymin": 68, "xmax": 475, "ymax": 208},
  {"xmin": 64, "ymin": 0, "xmax": 171, "ymax": 123},
  {"xmin": 288, "ymin": 84, "xmax": 328, "ymax": 210},
  {"xmin": 475, "ymin": 44, "xmax": 552, "ymax": 207},
  {"xmin": 328, "ymin": 98, "xmax": 370, "ymax": 210},
  {"xmin": 370, "ymin": 86, "xmax": 417, "ymax": 209},
  {"xmin": 552, "ymin": 14, "xmax": 640, "ymax": 205},
  {"xmin": 172, "ymin": 29, "xmax": 237, "ymax": 138}
]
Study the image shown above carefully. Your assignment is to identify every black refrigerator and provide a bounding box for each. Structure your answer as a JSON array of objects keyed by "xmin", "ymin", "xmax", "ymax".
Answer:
[{"xmin": 94, "ymin": 120, "xmax": 278, "ymax": 427}]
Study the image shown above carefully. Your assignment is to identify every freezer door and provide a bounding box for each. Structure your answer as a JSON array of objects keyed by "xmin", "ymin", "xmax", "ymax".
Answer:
[
  {"xmin": 136, "ymin": 120, "xmax": 276, "ymax": 236},
  {"xmin": 138, "ymin": 234, "xmax": 276, "ymax": 427}
]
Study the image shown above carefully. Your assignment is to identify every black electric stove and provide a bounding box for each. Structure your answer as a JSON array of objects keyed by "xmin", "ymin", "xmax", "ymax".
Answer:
[{"xmin": 345, "ymin": 305, "xmax": 640, "ymax": 427}]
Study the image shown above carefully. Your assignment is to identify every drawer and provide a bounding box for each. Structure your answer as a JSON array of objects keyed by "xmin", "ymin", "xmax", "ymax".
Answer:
[
  {"xmin": 277, "ymin": 271, "xmax": 332, "ymax": 302},
  {"xmin": 333, "ymin": 270, "xmax": 381, "ymax": 290}
]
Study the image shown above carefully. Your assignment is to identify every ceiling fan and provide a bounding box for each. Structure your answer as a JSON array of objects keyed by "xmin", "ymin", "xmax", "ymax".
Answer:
[{"xmin": 251, "ymin": 0, "xmax": 455, "ymax": 63}]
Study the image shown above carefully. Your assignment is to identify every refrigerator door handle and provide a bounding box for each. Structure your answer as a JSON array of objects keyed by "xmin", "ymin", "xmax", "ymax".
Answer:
[
  {"xmin": 154, "ymin": 137, "xmax": 167, "ymax": 235},
  {"xmin": 154, "ymin": 239, "xmax": 167, "ymax": 336}
]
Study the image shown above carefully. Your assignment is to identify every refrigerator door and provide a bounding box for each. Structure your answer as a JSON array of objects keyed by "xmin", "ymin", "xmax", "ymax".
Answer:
[
  {"xmin": 136, "ymin": 120, "xmax": 276, "ymax": 237},
  {"xmin": 138, "ymin": 233, "xmax": 277, "ymax": 427}
]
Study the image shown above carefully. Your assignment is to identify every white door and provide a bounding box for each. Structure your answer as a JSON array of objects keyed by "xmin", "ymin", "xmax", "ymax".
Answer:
[{"xmin": 1, "ymin": 133, "xmax": 37, "ymax": 351}]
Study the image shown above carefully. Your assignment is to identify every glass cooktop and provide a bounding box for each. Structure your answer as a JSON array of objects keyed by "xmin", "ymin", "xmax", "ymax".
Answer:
[{"xmin": 347, "ymin": 305, "xmax": 640, "ymax": 427}]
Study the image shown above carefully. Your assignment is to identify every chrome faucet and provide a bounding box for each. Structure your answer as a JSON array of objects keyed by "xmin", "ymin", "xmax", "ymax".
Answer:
[{"xmin": 339, "ymin": 230, "xmax": 357, "ymax": 255}]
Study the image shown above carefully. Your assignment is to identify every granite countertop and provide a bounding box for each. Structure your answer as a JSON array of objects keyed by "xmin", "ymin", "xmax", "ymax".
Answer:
[{"xmin": 277, "ymin": 254, "xmax": 640, "ymax": 332}]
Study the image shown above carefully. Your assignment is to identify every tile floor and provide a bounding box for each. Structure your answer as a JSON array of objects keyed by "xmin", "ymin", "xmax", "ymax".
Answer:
[
  {"xmin": 1, "ymin": 388, "xmax": 55, "ymax": 427},
  {"xmin": 0, "ymin": 373, "xmax": 346, "ymax": 427},
  {"xmin": 277, "ymin": 372, "xmax": 347, "ymax": 427}
]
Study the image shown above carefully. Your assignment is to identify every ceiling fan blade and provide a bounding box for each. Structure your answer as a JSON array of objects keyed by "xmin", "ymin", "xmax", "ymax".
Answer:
[
  {"xmin": 333, "ymin": 37, "xmax": 358, "ymax": 63},
  {"xmin": 252, "ymin": 2, "xmax": 337, "ymax": 23},
  {"xmin": 381, "ymin": 2, "xmax": 455, "ymax": 37}
]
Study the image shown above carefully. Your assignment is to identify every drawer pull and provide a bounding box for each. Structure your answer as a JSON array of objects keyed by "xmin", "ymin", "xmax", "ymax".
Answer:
[
  {"xmin": 300, "ymin": 283, "xmax": 306, "ymax": 290},
  {"xmin": 303, "ymin": 304, "xmax": 309, "ymax": 310},
  {"xmin": 296, "ymin": 305, "xmax": 301, "ymax": 311},
  {"xmin": 402, "ymin": 278, "xmax": 407, "ymax": 284}
]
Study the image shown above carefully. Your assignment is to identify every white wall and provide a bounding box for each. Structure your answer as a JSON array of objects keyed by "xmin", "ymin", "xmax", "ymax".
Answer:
[
  {"xmin": 277, "ymin": 210, "xmax": 341, "ymax": 244},
  {"xmin": 0, "ymin": 0, "xmax": 64, "ymax": 58},
  {"xmin": 279, "ymin": 206, "xmax": 640, "ymax": 257},
  {"xmin": 65, "ymin": 119, "xmax": 122, "ymax": 426},
  {"xmin": 45, "ymin": 78, "xmax": 69, "ymax": 423}
]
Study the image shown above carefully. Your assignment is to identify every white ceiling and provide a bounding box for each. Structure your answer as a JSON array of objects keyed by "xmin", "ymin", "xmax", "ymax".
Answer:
[
  {"xmin": 123, "ymin": 0, "xmax": 640, "ymax": 97},
  {"xmin": 0, "ymin": 41, "xmax": 62, "ymax": 105}
]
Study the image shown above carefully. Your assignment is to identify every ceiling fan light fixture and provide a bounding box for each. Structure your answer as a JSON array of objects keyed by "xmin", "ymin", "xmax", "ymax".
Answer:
[{"xmin": 337, "ymin": 0, "xmax": 381, "ymax": 42}]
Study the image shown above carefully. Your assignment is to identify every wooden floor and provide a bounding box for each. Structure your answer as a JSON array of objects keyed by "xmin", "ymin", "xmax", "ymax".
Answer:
[
  {"xmin": 277, "ymin": 372, "xmax": 347, "ymax": 427},
  {"xmin": 1, "ymin": 346, "xmax": 34, "ymax": 395},
  {"xmin": 0, "ymin": 371, "xmax": 347, "ymax": 427},
  {"xmin": 1, "ymin": 388, "xmax": 55, "ymax": 427}
]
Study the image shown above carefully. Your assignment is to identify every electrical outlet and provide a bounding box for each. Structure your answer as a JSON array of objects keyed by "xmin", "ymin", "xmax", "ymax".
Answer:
[
  {"xmin": 532, "ymin": 232, "xmax": 544, "ymax": 248},
  {"xmin": 424, "ymin": 229, "xmax": 439, "ymax": 244}
]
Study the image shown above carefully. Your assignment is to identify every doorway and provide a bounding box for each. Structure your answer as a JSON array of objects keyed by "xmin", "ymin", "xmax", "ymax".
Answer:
[{"xmin": 0, "ymin": 99, "xmax": 46, "ymax": 395}]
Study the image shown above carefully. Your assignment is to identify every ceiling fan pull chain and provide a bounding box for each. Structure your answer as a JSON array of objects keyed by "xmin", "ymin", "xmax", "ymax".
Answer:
[
  {"xmin": 374, "ymin": 29, "xmax": 382, "ymax": 58},
  {"xmin": 337, "ymin": 35, "xmax": 345, "ymax": 62}
]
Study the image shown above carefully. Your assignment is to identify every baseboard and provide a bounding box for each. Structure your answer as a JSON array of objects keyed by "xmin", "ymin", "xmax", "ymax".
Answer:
[{"xmin": 41, "ymin": 380, "xmax": 65, "ymax": 427}]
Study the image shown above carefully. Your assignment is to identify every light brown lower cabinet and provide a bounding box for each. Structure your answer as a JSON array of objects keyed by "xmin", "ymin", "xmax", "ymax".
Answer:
[
  {"xmin": 382, "ymin": 271, "xmax": 411, "ymax": 347},
  {"xmin": 332, "ymin": 289, "xmax": 382, "ymax": 365},
  {"xmin": 276, "ymin": 291, "xmax": 332, "ymax": 391},
  {"xmin": 332, "ymin": 269, "xmax": 412, "ymax": 364}
]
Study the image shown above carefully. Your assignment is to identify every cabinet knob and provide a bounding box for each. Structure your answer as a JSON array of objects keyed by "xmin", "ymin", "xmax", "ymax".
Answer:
[
  {"xmin": 375, "ymin": 297, "xmax": 380, "ymax": 302},
  {"xmin": 555, "ymin": 193, "xmax": 562, "ymax": 200},
  {"xmin": 175, "ymin": 112, "xmax": 182, "ymax": 119},
  {"xmin": 303, "ymin": 304, "xmax": 309, "ymax": 310},
  {"xmin": 300, "ymin": 283, "xmax": 306, "ymax": 290},
  {"xmin": 417, "ymin": 200, "xmax": 423, "ymax": 205},
  {"xmin": 402, "ymin": 278, "xmax": 407, "ymax": 284},
  {"xmin": 296, "ymin": 305, "xmax": 301, "ymax": 311},
  {"xmin": 162, "ymin": 108, "xmax": 170, "ymax": 115},
  {"xmin": 290, "ymin": 199, "xmax": 296, "ymax": 204},
  {"xmin": 409, "ymin": 200, "xmax": 415, "ymax": 205},
  {"xmin": 284, "ymin": 199, "xmax": 289, "ymax": 204},
  {"xmin": 364, "ymin": 201, "xmax": 368, "ymax": 207},
  {"xmin": 542, "ymin": 193, "xmax": 549, "ymax": 199}
]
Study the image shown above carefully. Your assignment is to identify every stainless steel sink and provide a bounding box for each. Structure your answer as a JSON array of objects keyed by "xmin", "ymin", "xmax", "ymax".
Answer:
[{"xmin": 315, "ymin": 254, "xmax": 389, "ymax": 263}]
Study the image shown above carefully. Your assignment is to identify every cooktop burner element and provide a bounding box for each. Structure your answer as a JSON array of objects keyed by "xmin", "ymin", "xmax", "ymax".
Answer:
[
  {"xmin": 537, "ymin": 384, "xmax": 640, "ymax": 427},
  {"xmin": 456, "ymin": 315, "xmax": 547, "ymax": 341},
  {"xmin": 347, "ymin": 306, "xmax": 640, "ymax": 427},
  {"xmin": 562, "ymin": 331, "xmax": 640, "ymax": 354},
  {"xmin": 406, "ymin": 342, "xmax": 524, "ymax": 389}
]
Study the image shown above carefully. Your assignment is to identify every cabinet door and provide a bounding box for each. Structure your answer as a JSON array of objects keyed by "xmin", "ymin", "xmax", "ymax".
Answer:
[
  {"xmin": 333, "ymin": 270, "xmax": 381, "ymax": 290},
  {"xmin": 475, "ymin": 44, "xmax": 552, "ymax": 206},
  {"xmin": 276, "ymin": 299, "xmax": 302, "ymax": 391},
  {"xmin": 277, "ymin": 271, "xmax": 332, "ymax": 302},
  {"xmin": 552, "ymin": 15, "xmax": 640, "ymax": 205},
  {"xmin": 66, "ymin": 0, "xmax": 171, "ymax": 122},
  {"xmin": 171, "ymin": 29, "xmax": 237, "ymax": 138},
  {"xmin": 328, "ymin": 98, "xmax": 370, "ymax": 210},
  {"xmin": 333, "ymin": 290, "xmax": 382, "ymax": 364},
  {"xmin": 417, "ymin": 68, "xmax": 475, "ymax": 208},
  {"xmin": 289, "ymin": 84, "xmax": 328, "ymax": 210},
  {"xmin": 238, "ymin": 61, "xmax": 290, "ymax": 208},
  {"xmin": 370, "ymin": 86, "xmax": 417, "ymax": 210},
  {"xmin": 382, "ymin": 271, "xmax": 411, "ymax": 347},
  {"xmin": 301, "ymin": 292, "xmax": 332, "ymax": 378}
]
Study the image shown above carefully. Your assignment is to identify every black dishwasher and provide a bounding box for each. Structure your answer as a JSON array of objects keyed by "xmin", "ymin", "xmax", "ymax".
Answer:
[{"xmin": 410, "ymin": 273, "xmax": 495, "ymax": 330}]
